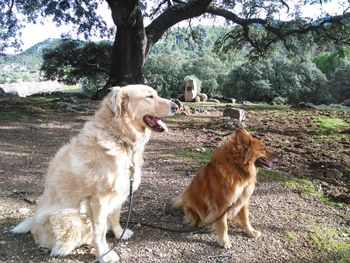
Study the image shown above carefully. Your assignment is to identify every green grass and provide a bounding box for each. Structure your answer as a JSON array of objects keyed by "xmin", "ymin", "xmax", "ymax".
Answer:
[
  {"xmin": 0, "ymin": 110, "xmax": 30, "ymax": 120},
  {"xmin": 61, "ymin": 84, "xmax": 83, "ymax": 93},
  {"xmin": 285, "ymin": 230, "xmax": 299, "ymax": 241},
  {"xmin": 241, "ymin": 103, "xmax": 289, "ymax": 111},
  {"xmin": 309, "ymin": 227, "xmax": 350, "ymax": 263},
  {"xmin": 178, "ymin": 148, "xmax": 212, "ymax": 165},
  {"xmin": 157, "ymin": 148, "xmax": 212, "ymax": 165},
  {"xmin": 316, "ymin": 117, "xmax": 348, "ymax": 130},
  {"xmin": 258, "ymin": 169, "xmax": 346, "ymax": 208}
]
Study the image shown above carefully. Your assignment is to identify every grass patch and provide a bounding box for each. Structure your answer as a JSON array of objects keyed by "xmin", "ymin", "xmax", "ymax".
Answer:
[
  {"xmin": 156, "ymin": 148, "xmax": 212, "ymax": 165},
  {"xmin": 309, "ymin": 227, "xmax": 350, "ymax": 263},
  {"xmin": 316, "ymin": 117, "xmax": 348, "ymax": 130},
  {"xmin": 258, "ymin": 169, "xmax": 346, "ymax": 209},
  {"xmin": 241, "ymin": 103, "xmax": 289, "ymax": 111},
  {"xmin": 258, "ymin": 168, "xmax": 288, "ymax": 182},
  {"xmin": 177, "ymin": 148, "xmax": 212, "ymax": 165},
  {"xmin": 0, "ymin": 110, "xmax": 30, "ymax": 120},
  {"xmin": 285, "ymin": 230, "xmax": 299, "ymax": 241},
  {"xmin": 61, "ymin": 85, "xmax": 83, "ymax": 93}
]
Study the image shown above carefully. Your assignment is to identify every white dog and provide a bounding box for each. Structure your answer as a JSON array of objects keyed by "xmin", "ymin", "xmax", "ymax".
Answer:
[{"xmin": 11, "ymin": 84, "xmax": 177, "ymax": 263}]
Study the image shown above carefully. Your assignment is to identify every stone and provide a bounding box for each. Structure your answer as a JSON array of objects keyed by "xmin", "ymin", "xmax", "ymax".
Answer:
[
  {"xmin": 342, "ymin": 99, "xmax": 350, "ymax": 107},
  {"xmin": 207, "ymin": 98, "xmax": 220, "ymax": 103},
  {"xmin": 223, "ymin": 108, "xmax": 246, "ymax": 122},
  {"xmin": 18, "ymin": 208, "xmax": 30, "ymax": 214},
  {"xmin": 0, "ymin": 87, "xmax": 5, "ymax": 96},
  {"xmin": 221, "ymin": 118, "xmax": 245, "ymax": 130},
  {"xmin": 290, "ymin": 102, "xmax": 316, "ymax": 109}
]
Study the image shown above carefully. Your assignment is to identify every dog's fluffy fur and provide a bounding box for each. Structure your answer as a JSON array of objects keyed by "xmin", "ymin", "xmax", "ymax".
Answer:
[
  {"xmin": 173, "ymin": 128, "xmax": 273, "ymax": 248},
  {"xmin": 11, "ymin": 84, "xmax": 177, "ymax": 263}
]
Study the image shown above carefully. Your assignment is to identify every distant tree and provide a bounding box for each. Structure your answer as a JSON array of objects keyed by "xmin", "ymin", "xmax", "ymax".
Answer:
[
  {"xmin": 182, "ymin": 54, "xmax": 229, "ymax": 97},
  {"xmin": 41, "ymin": 40, "xmax": 112, "ymax": 93},
  {"xmin": 328, "ymin": 60, "xmax": 350, "ymax": 102},
  {"xmin": 1, "ymin": 1, "xmax": 350, "ymax": 98},
  {"xmin": 144, "ymin": 52, "xmax": 186, "ymax": 98},
  {"xmin": 223, "ymin": 55, "xmax": 329, "ymax": 104}
]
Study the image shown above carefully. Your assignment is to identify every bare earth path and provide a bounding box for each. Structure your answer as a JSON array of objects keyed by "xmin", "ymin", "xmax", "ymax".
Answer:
[{"xmin": 0, "ymin": 97, "xmax": 349, "ymax": 262}]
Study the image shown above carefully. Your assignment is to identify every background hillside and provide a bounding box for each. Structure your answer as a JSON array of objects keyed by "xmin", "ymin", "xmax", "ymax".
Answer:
[{"xmin": 0, "ymin": 38, "xmax": 62, "ymax": 84}]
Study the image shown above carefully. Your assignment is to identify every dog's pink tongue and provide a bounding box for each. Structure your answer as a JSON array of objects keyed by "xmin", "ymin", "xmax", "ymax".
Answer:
[{"xmin": 156, "ymin": 119, "xmax": 168, "ymax": 132}]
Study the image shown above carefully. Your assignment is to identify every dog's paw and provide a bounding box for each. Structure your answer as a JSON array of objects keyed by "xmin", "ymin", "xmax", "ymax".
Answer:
[
  {"xmin": 248, "ymin": 229, "xmax": 261, "ymax": 239},
  {"xmin": 217, "ymin": 237, "xmax": 231, "ymax": 249},
  {"xmin": 114, "ymin": 228, "xmax": 134, "ymax": 240},
  {"xmin": 98, "ymin": 250, "xmax": 120, "ymax": 263}
]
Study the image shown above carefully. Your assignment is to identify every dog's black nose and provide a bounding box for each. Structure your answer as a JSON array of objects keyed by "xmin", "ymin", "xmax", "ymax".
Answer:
[{"xmin": 171, "ymin": 102, "xmax": 178, "ymax": 113}]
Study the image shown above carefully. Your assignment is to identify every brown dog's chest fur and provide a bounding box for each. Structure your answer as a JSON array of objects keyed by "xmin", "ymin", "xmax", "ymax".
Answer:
[{"xmin": 182, "ymin": 143, "xmax": 257, "ymax": 225}]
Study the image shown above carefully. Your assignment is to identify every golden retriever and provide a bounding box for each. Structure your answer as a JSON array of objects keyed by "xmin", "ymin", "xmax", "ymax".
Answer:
[
  {"xmin": 173, "ymin": 128, "xmax": 273, "ymax": 248},
  {"xmin": 11, "ymin": 84, "xmax": 177, "ymax": 263}
]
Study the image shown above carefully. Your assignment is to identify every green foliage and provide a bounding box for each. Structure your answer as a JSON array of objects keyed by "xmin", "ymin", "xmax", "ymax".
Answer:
[
  {"xmin": 145, "ymin": 26, "xmax": 235, "ymax": 98},
  {"xmin": 0, "ymin": 0, "xmax": 111, "ymax": 51},
  {"xmin": 144, "ymin": 52, "xmax": 186, "ymax": 98},
  {"xmin": 313, "ymin": 51, "xmax": 342, "ymax": 77},
  {"xmin": 327, "ymin": 60, "xmax": 350, "ymax": 102},
  {"xmin": 223, "ymin": 55, "xmax": 329, "ymax": 104},
  {"xmin": 41, "ymin": 39, "xmax": 112, "ymax": 94}
]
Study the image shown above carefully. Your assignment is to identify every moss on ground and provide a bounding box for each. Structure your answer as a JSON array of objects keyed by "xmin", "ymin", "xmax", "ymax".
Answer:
[
  {"xmin": 309, "ymin": 227, "xmax": 350, "ymax": 263},
  {"xmin": 259, "ymin": 169, "xmax": 346, "ymax": 208}
]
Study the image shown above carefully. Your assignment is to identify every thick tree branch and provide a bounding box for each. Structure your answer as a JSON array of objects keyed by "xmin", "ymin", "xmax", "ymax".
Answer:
[
  {"xmin": 145, "ymin": 0, "xmax": 213, "ymax": 53},
  {"xmin": 206, "ymin": 5, "xmax": 350, "ymax": 41}
]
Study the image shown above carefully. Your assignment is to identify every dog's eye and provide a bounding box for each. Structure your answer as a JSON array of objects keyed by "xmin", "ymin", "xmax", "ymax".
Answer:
[{"xmin": 146, "ymin": 95, "xmax": 154, "ymax": 99}]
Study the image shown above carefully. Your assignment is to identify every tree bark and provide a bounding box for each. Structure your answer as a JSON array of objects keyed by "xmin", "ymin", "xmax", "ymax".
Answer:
[{"xmin": 94, "ymin": 0, "xmax": 146, "ymax": 99}]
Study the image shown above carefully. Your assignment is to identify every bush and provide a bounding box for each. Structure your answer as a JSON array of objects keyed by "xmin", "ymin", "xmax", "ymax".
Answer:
[
  {"xmin": 328, "ymin": 60, "xmax": 350, "ymax": 102},
  {"xmin": 223, "ymin": 56, "xmax": 329, "ymax": 104}
]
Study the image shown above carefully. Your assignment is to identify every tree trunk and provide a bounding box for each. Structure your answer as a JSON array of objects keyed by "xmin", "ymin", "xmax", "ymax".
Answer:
[
  {"xmin": 93, "ymin": 0, "xmax": 213, "ymax": 99},
  {"xmin": 94, "ymin": 0, "xmax": 146, "ymax": 99}
]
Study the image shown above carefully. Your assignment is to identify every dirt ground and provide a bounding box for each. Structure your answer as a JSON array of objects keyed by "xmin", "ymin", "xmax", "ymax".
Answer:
[{"xmin": 0, "ymin": 97, "xmax": 349, "ymax": 263}]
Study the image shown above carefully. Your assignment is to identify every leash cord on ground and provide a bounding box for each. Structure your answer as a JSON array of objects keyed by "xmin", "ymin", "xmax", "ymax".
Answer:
[
  {"xmin": 121, "ymin": 203, "xmax": 234, "ymax": 234},
  {"xmin": 93, "ymin": 179, "xmax": 134, "ymax": 263}
]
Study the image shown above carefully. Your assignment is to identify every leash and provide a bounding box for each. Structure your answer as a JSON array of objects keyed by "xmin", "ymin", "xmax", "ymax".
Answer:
[
  {"xmin": 121, "ymin": 203, "xmax": 235, "ymax": 234},
  {"xmin": 93, "ymin": 149, "xmax": 136, "ymax": 263}
]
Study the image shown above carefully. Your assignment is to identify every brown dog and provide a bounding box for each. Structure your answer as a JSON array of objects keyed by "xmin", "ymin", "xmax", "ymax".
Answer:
[{"xmin": 173, "ymin": 128, "xmax": 273, "ymax": 248}]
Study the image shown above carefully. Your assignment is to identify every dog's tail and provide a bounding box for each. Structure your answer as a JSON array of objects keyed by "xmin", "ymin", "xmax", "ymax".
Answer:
[
  {"xmin": 172, "ymin": 195, "xmax": 184, "ymax": 209},
  {"xmin": 10, "ymin": 216, "xmax": 34, "ymax": 234}
]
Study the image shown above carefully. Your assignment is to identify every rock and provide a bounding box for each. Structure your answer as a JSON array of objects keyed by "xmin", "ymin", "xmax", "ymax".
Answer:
[
  {"xmin": 171, "ymin": 99, "xmax": 183, "ymax": 109},
  {"xmin": 0, "ymin": 88, "xmax": 18, "ymax": 97},
  {"xmin": 197, "ymin": 93, "xmax": 208, "ymax": 102},
  {"xmin": 342, "ymin": 99, "xmax": 350, "ymax": 107},
  {"xmin": 290, "ymin": 102, "xmax": 316, "ymax": 109},
  {"xmin": 0, "ymin": 240, "xmax": 7, "ymax": 245},
  {"xmin": 207, "ymin": 98, "xmax": 220, "ymax": 103},
  {"xmin": 326, "ymin": 168, "xmax": 343, "ymax": 179},
  {"xmin": 226, "ymin": 98, "xmax": 236, "ymax": 103},
  {"xmin": 18, "ymin": 208, "xmax": 30, "ymax": 214},
  {"xmin": 223, "ymin": 108, "xmax": 246, "ymax": 122},
  {"xmin": 221, "ymin": 118, "xmax": 245, "ymax": 130},
  {"xmin": 177, "ymin": 94, "xmax": 185, "ymax": 102},
  {"xmin": 272, "ymin": 96, "xmax": 288, "ymax": 105}
]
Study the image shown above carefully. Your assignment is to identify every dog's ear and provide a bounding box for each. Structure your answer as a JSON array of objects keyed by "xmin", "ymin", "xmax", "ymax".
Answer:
[
  {"xmin": 110, "ymin": 86, "xmax": 129, "ymax": 116},
  {"xmin": 235, "ymin": 128, "xmax": 252, "ymax": 164},
  {"xmin": 235, "ymin": 128, "xmax": 250, "ymax": 146}
]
